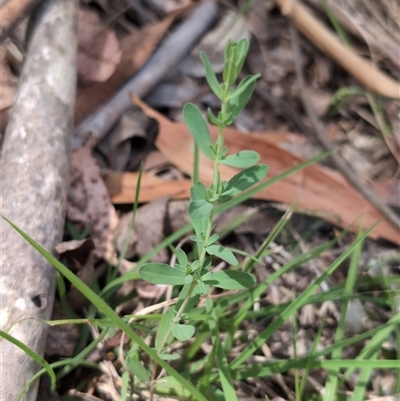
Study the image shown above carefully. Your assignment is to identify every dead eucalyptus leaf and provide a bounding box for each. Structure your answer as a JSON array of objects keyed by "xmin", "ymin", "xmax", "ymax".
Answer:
[{"xmin": 131, "ymin": 96, "xmax": 399, "ymax": 244}]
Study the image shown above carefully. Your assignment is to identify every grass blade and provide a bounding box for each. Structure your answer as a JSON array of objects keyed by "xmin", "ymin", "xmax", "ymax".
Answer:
[
  {"xmin": 0, "ymin": 330, "xmax": 56, "ymax": 400},
  {"xmin": 230, "ymin": 223, "xmax": 379, "ymax": 370},
  {"xmin": 2, "ymin": 215, "xmax": 208, "ymax": 401}
]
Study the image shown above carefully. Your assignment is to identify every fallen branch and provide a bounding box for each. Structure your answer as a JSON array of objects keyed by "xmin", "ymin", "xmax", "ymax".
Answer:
[
  {"xmin": 289, "ymin": 23, "xmax": 400, "ymax": 232},
  {"xmin": 275, "ymin": 0, "xmax": 400, "ymax": 99},
  {"xmin": 73, "ymin": 1, "xmax": 217, "ymax": 150},
  {"xmin": 0, "ymin": 0, "xmax": 77, "ymax": 399}
]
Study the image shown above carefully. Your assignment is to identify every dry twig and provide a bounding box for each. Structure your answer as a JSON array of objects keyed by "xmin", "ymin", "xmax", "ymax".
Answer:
[
  {"xmin": 73, "ymin": 1, "xmax": 218, "ymax": 150},
  {"xmin": 289, "ymin": 23, "xmax": 400, "ymax": 232},
  {"xmin": 275, "ymin": 0, "xmax": 400, "ymax": 99}
]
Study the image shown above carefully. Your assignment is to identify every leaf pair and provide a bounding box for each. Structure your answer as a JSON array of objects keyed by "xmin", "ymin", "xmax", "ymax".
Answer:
[
  {"xmin": 139, "ymin": 263, "xmax": 255, "ymax": 290},
  {"xmin": 183, "ymin": 103, "xmax": 263, "ymax": 168}
]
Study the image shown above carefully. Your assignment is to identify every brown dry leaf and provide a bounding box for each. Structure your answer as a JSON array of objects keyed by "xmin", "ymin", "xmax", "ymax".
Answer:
[
  {"xmin": 0, "ymin": 46, "xmax": 16, "ymax": 111},
  {"xmin": 67, "ymin": 251, "xmax": 95, "ymax": 311},
  {"xmin": 96, "ymin": 108, "xmax": 152, "ymax": 171},
  {"xmin": 46, "ymin": 301, "xmax": 80, "ymax": 358},
  {"xmin": 132, "ymin": 97, "xmax": 399, "ymax": 244},
  {"xmin": 135, "ymin": 280, "xmax": 160, "ymax": 299},
  {"xmin": 75, "ymin": 11, "xmax": 179, "ymax": 125},
  {"xmin": 67, "ymin": 142, "xmax": 119, "ymax": 260},
  {"xmin": 115, "ymin": 196, "xmax": 169, "ymax": 262},
  {"xmin": 104, "ymin": 171, "xmax": 191, "ymax": 203},
  {"xmin": 77, "ymin": 8, "xmax": 122, "ymax": 84},
  {"xmin": 54, "ymin": 238, "xmax": 95, "ymax": 268}
]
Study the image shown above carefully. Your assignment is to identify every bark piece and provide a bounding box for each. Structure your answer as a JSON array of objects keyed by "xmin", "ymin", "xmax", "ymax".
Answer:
[
  {"xmin": 73, "ymin": 1, "xmax": 218, "ymax": 150},
  {"xmin": 0, "ymin": 1, "xmax": 77, "ymax": 400}
]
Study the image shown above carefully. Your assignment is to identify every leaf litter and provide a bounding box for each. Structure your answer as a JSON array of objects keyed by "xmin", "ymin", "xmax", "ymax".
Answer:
[
  {"xmin": 133, "ymin": 96, "xmax": 399, "ymax": 244},
  {"xmin": 2, "ymin": 1, "xmax": 399, "ymax": 399}
]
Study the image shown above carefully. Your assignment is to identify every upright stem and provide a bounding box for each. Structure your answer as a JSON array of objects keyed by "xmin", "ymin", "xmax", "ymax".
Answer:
[{"xmin": 156, "ymin": 110, "xmax": 227, "ymax": 354}]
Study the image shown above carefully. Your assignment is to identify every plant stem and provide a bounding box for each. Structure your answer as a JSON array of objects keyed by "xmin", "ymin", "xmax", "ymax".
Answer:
[{"xmin": 156, "ymin": 114, "xmax": 226, "ymax": 354}]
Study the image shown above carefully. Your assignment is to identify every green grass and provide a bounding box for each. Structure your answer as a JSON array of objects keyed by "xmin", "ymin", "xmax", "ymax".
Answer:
[{"xmin": 2, "ymin": 194, "xmax": 397, "ymax": 400}]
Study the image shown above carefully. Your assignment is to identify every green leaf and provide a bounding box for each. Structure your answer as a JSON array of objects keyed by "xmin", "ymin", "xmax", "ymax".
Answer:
[
  {"xmin": 223, "ymin": 59, "xmax": 238, "ymax": 87},
  {"xmin": 126, "ymin": 356, "xmax": 150, "ymax": 383},
  {"xmin": 224, "ymin": 39, "xmax": 235, "ymax": 62},
  {"xmin": 156, "ymin": 309, "xmax": 175, "ymax": 350},
  {"xmin": 185, "ymin": 275, "xmax": 193, "ymax": 284},
  {"xmin": 172, "ymin": 324, "xmax": 195, "ymax": 341},
  {"xmin": 230, "ymin": 74, "xmax": 260, "ymax": 100},
  {"xmin": 191, "ymin": 215, "xmax": 209, "ymax": 239},
  {"xmin": 176, "ymin": 248, "xmax": 188, "ymax": 268},
  {"xmin": 236, "ymin": 39, "xmax": 250, "ymax": 74},
  {"xmin": 207, "ymin": 233, "xmax": 220, "ymax": 246},
  {"xmin": 225, "ymin": 75, "xmax": 259, "ymax": 125},
  {"xmin": 207, "ymin": 108, "xmax": 223, "ymax": 127},
  {"xmin": 200, "ymin": 52, "xmax": 222, "ymax": 99},
  {"xmin": 199, "ymin": 281, "xmax": 208, "ymax": 294},
  {"xmin": 200, "ymin": 257, "xmax": 212, "ymax": 276},
  {"xmin": 202, "ymin": 270, "xmax": 256, "ymax": 290},
  {"xmin": 139, "ymin": 263, "xmax": 186, "ymax": 286},
  {"xmin": 158, "ymin": 353, "xmax": 180, "ymax": 361},
  {"xmin": 191, "ymin": 182, "xmax": 207, "ymax": 200},
  {"xmin": 2, "ymin": 216, "xmax": 208, "ymax": 401},
  {"xmin": 190, "ymin": 260, "xmax": 201, "ymax": 272},
  {"xmin": 221, "ymin": 150, "xmax": 260, "ymax": 168},
  {"xmin": 221, "ymin": 165, "xmax": 268, "ymax": 200},
  {"xmin": 205, "ymin": 244, "xmax": 238, "ymax": 266},
  {"xmin": 0, "ymin": 330, "xmax": 57, "ymax": 400},
  {"xmin": 183, "ymin": 103, "xmax": 214, "ymax": 160},
  {"xmin": 175, "ymin": 283, "xmax": 201, "ymax": 313},
  {"xmin": 188, "ymin": 198, "xmax": 214, "ymax": 219}
]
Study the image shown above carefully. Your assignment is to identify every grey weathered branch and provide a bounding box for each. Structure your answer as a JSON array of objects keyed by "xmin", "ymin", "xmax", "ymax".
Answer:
[
  {"xmin": 0, "ymin": 0, "xmax": 77, "ymax": 400},
  {"xmin": 73, "ymin": 0, "xmax": 218, "ymax": 150}
]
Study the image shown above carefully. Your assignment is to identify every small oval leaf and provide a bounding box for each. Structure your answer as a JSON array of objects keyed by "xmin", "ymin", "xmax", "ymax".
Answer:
[
  {"xmin": 225, "ymin": 75, "xmax": 259, "ymax": 125},
  {"xmin": 221, "ymin": 165, "xmax": 268, "ymax": 200},
  {"xmin": 176, "ymin": 248, "xmax": 188, "ymax": 268},
  {"xmin": 183, "ymin": 103, "xmax": 214, "ymax": 160},
  {"xmin": 188, "ymin": 199, "xmax": 214, "ymax": 219},
  {"xmin": 200, "ymin": 52, "xmax": 222, "ymax": 99},
  {"xmin": 126, "ymin": 357, "xmax": 150, "ymax": 383},
  {"xmin": 172, "ymin": 324, "xmax": 195, "ymax": 341},
  {"xmin": 205, "ymin": 244, "xmax": 238, "ymax": 266},
  {"xmin": 201, "ymin": 270, "xmax": 256, "ymax": 290},
  {"xmin": 139, "ymin": 263, "xmax": 186, "ymax": 286},
  {"xmin": 221, "ymin": 150, "xmax": 260, "ymax": 168},
  {"xmin": 156, "ymin": 309, "xmax": 175, "ymax": 350}
]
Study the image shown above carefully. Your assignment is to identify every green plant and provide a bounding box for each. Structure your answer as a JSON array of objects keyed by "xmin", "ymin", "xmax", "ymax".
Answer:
[
  {"xmin": 138, "ymin": 39, "xmax": 265, "ymax": 359},
  {"xmin": 2, "ymin": 36, "xmax": 397, "ymax": 401}
]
